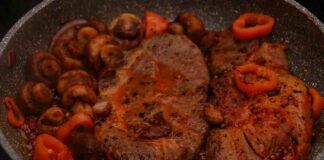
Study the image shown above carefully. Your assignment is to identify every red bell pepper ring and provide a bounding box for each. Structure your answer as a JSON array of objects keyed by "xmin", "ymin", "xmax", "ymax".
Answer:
[
  {"xmin": 33, "ymin": 134, "xmax": 73, "ymax": 160},
  {"xmin": 56, "ymin": 113, "xmax": 93, "ymax": 141},
  {"xmin": 309, "ymin": 88, "xmax": 323, "ymax": 119},
  {"xmin": 234, "ymin": 63, "xmax": 278, "ymax": 95},
  {"xmin": 3, "ymin": 96, "xmax": 25, "ymax": 128},
  {"xmin": 232, "ymin": 13, "xmax": 275, "ymax": 39},
  {"xmin": 144, "ymin": 11, "xmax": 169, "ymax": 38}
]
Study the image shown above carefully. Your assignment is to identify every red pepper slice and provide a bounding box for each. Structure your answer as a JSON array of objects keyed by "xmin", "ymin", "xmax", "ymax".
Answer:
[
  {"xmin": 232, "ymin": 13, "xmax": 275, "ymax": 39},
  {"xmin": 309, "ymin": 88, "xmax": 323, "ymax": 119},
  {"xmin": 144, "ymin": 11, "xmax": 169, "ymax": 38},
  {"xmin": 3, "ymin": 96, "xmax": 25, "ymax": 128},
  {"xmin": 56, "ymin": 113, "xmax": 93, "ymax": 141},
  {"xmin": 33, "ymin": 134, "xmax": 73, "ymax": 160},
  {"xmin": 234, "ymin": 63, "xmax": 278, "ymax": 95}
]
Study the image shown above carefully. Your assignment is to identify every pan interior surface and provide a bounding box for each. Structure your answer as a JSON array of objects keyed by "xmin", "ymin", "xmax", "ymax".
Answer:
[{"xmin": 0, "ymin": 0, "xmax": 323, "ymax": 159}]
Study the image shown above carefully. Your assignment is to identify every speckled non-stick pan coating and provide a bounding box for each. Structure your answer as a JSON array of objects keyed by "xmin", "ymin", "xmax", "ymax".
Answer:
[{"xmin": 0, "ymin": 0, "xmax": 323, "ymax": 159}]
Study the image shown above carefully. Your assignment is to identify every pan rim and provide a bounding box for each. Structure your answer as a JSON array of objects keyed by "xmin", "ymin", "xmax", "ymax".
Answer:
[
  {"xmin": 0, "ymin": 1, "xmax": 56, "ymax": 159},
  {"xmin": 0, "ymin": 0, "xmax": 322, "ymax": 159}
]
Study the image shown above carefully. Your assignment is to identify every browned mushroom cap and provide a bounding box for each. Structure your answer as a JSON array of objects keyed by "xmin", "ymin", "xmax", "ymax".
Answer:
[
  {"xmin": 66, "ymin": 27, "xmax": 99, "ymax": 60},
  {"xmin": 175, "ymin": 12, "xmax": 205, "ymax": 43},
  {"xmin": 167, "ymin": 22, "xmax": 184, "ymax": 35},
  {"xmin": 52, "ymin": 21, "xmax": 86, "ymax": 70},
  {"xmin": 62, "ymin": 85, "xmax": 97, "ymax": 109},
  {"xmin": 86, "ymin": 34, "xmax": 113, "ymax": 70},
  {"xmin": 56, "ymin": 70, "xmax": 96, "ymax": 95},
  {"xmin": 71, "ymin": 102, "xmax": 94, "ymax": 118},
  {"xmin": 88, "ymin": 43, "xmax": 124, "ymax": 70},
  {"xmin": 37, "ymin": 106, "xmax": 70, "ymax": 135},
  {"xmin": 18, "ymin": 81, "xmax": 54, "ymax": 115},
  {"xmin": 27, "ymin": 51, "xmax": 62, "ymax": 86},
  {"xmin": 77, "ymin": 27, "xmax": 99, "ymax": 46},
  {"xmin": 108, "ymin": 13, "xmax": 144, "ymax": 50},
  {"xmin": 53, "ymin": 39, "xmax": 85, "ymax": 70},
  {"xmin": 88, "ymin": 17, "xmax": 107, "ymax": 33},
  {"xmin": 204, "ymin": 103, "xmax": 223, "ymax": 125},
  {"xmin": 53, "ymin": 23, "xmax": 98, "ymax": 70}
]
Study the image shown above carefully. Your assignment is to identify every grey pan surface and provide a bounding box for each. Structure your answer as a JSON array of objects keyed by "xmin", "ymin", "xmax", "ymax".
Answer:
[{"xmin": 0, "ymin": 0, "xmax": 323, "ymax": 159}]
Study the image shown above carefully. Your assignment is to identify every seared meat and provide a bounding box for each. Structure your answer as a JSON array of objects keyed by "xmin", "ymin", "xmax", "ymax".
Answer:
[
  {"xmin": 247, "ymin": 42, "xmax": 289, "ymax": 72},
  {"xmin": 206, "ymin": 31, "xmax": 313, "ymax": 160},
  {"xmin": 206, "ymin": 128, "xmax": 261, "ymax": 160},
  {"xmin": 96, "ymin": 34, "xmax": 209, "ymax": 160},
  {"xmin": 66, "ymin": 132, "xmax": 104, "ymax": 160},
  {"xmin": 208, "ymin": 30, "xmax": 259, "ymax": 75}
]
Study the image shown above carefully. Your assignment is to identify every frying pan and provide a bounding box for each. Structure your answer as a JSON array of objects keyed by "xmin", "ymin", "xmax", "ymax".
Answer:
[{"xmin": 0, "ymin": 0, "xmax": 323, "ymax": 159}]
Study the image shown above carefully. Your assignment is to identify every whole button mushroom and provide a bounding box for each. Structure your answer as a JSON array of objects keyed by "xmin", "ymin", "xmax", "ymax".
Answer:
[
  {"xmin": 56, "ymin": 70, "xmax": 96, "ymax": 96},
  {"xmin": 175, "ymin": 12, "xmax": 205, "ymax": 43},
  {"xmin": 26, "ymin": 51, "xmax": 62, "ymax": 86},
  {"xmin": 37, "ymin": 106, "xmax": 70, "ymax": 135},
  {"xmin": 108, "ymin": 13, "xmax": 144, "ymax": 50},
  {"xmin": 18, "ymin": 81, "xmax": 54, "ymax": 115}
]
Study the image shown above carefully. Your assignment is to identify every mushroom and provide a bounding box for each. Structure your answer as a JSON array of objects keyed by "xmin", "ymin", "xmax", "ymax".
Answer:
[
  {"xmin": 108, "ymin": 13, "xmax": 144, "ymax": 50},
  {"xmin": 37, "ymin": 106, "xmax": 70, "ymax": 135},
  {"xmin": 53, "ymin": 39, "xmax": 85, "ymax": 70},
  {"xmin": 204, "ymin": 103, "xmax": 223, "ymax": 125},
  {"xmin": 56, "ymin": 70, "xmax": 96, "ymax": 95},
  {"xmin": 52, "ymin": 21, "xmax": 99, "ymax": 70},
  {"xmin": 66, "ymin": 26, "xmax": 98, "ymax": 59},
  {"xmin": 71, "ymin": 102, "xmax": 94, "ymax": 118},
  {"xmin": 18, "ymin": 82, "xmax": 54, "ymax": 115},
  {"xmin": 26, "ymin": 51, "xmax": 62, "ymax": 86},
  {"xmin": 175, "ymin": 12, "xmax": 205, "ymax": 43},
  {"xmin": 92, "ymin": 101, "xmax": 112, "ymax": 115},
  {"xmin": 99, "ymin": 44, "xmax": 124, "ymax": 68},
  {"xmin": 77, "ymin": 26, "xmax": 98, "ymax": 44},
  {"xmin": 86, "ymin": 34, "xmax": 114, "ymax": 70},
  {"xmin": 61, "ymin": 85, "xmax": 97, "ymax": 109},
  {"xmin": 50, "ymin": 19, "xmax": 88, "ymax": 51},
  {"xmin": 167, "ymin": 22, "xmax": 184, "ymax": 35},
  {"xmin": 88, "ymin": 17, "xmax": 107, "ymax": 33},
  {"xmin": 89, "ymin": 43, "xmax": 124, "ymax": 70}
]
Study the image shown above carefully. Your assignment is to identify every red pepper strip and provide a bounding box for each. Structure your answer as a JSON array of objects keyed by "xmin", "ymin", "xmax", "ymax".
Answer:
[
  {"xmin": 56, "ymin": 113, "xmax": 93, "ymax": 141},
  {"xmin": 3, "ymin": 96, "xmax": 25, "ymax": 127},
  {"xmin": 33, "ymin": 134, "xmax": 73, "ymax": 160},
  {"xmin": 232, "ymin": 13, "xmax": 275, "ymax": 39},
  {"xmin": 309, "ymin": 88, "xmax": 323, "ymax": 119},
  {"xmin": 234, "ymin": 63, "xmax": 278, "ymax": 95},
  {"xmin": 144, "ymin": 11, "xmax": 169, "ymax": 38}
]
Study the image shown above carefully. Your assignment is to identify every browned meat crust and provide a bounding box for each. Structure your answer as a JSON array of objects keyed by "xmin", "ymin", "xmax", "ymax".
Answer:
[
  {"xmin": 206, "ymin": 31, "xmax": 313, "ymax": 160},
  {"xmin": 96, "ymin": 34, "xmax": 209, "ymax": 160}
]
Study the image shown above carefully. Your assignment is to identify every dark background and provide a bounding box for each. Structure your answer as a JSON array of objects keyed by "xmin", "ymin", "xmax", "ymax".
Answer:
[{"xmin": 0, "ymin": 0, "xmax": 323, "ymax": 159}]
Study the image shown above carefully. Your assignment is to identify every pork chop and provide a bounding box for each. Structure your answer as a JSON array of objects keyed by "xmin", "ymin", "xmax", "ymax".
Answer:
[
  {"xmin": 206, "ymin": 31, "xmax": 313, "ymax": 160},
  {"xmin": 96, "ymin": 34, "xmax": 209, "ymax": 160}
]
